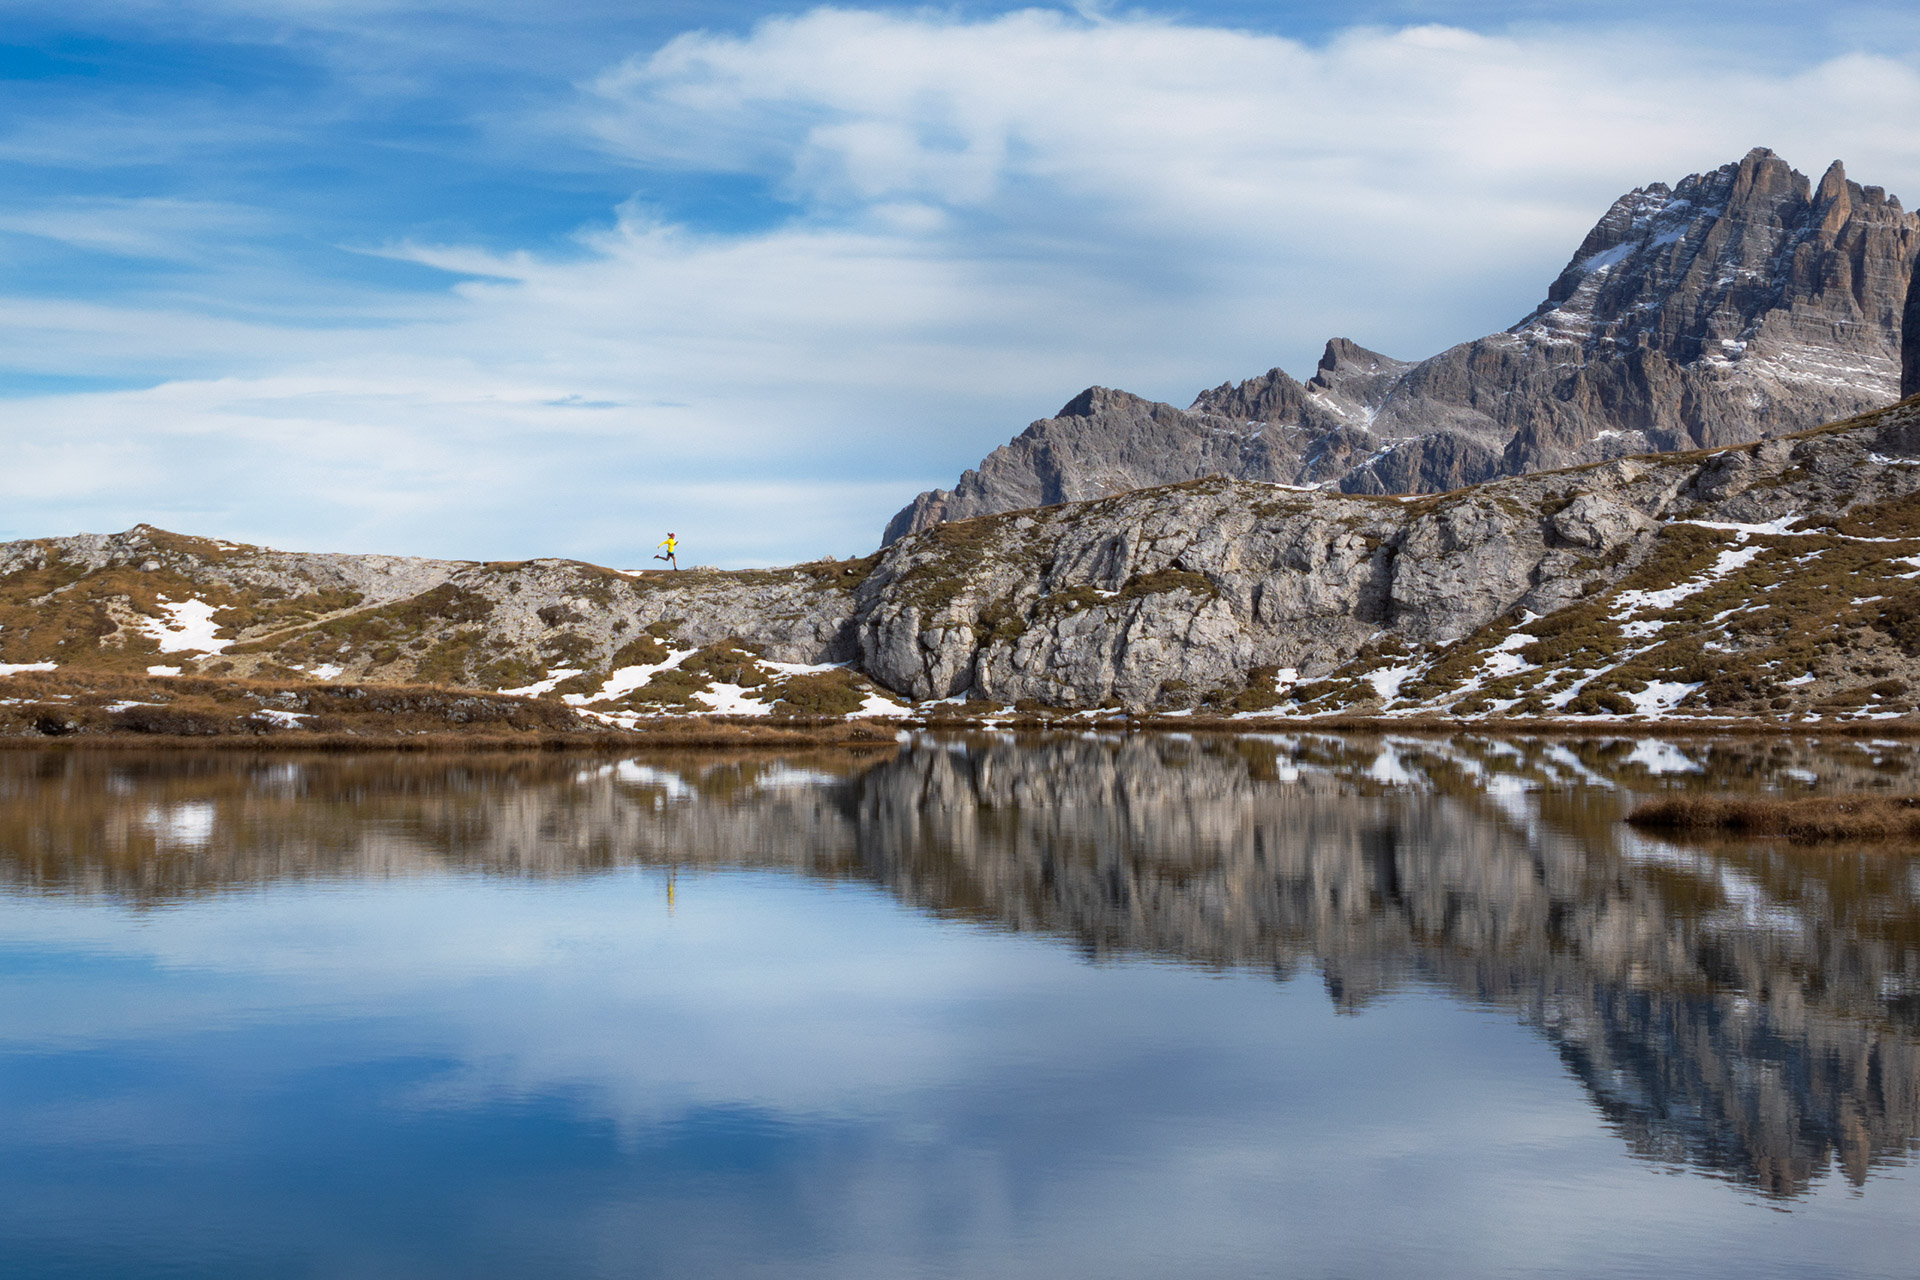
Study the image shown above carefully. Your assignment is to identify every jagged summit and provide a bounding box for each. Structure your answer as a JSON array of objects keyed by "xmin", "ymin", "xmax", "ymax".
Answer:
[
  {"xmin": 1189, "ymin": 338, "xmax": 1411, "ymax": 426},
  {"xmin": 1514, "ymin": 148, "xmax": 1907, "ymax": 380},
  {"xmin": 886, "ymin": 148, "xmax": 1920, "ymax": 543}
]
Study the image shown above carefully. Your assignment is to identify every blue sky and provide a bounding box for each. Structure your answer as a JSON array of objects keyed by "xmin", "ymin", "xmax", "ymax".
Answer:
[{"xmin": 2, "ymin": 1, "xmax": 1917, "ymax": 565}]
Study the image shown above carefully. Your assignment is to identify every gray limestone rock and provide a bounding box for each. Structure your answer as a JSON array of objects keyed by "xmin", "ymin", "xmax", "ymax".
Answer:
[
  {"xmin": 887, "ymin": 149, "xmax": 1920, "ymax": 543},
  {"xmin": 850, "ymin": 397, "xmax": 1920, "ymax": 709},
  {"xmin": 1548, "ymin": 494, "xmax": 1653, "ymax": 551},
  {"xmin": 880, "ymin": 385, "xmax": 1332, "ymax": 546}
]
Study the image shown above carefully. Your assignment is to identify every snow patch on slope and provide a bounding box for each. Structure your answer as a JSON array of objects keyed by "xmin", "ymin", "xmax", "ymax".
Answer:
[
  {"xmin": 1613, "ymin": 545, "xmax": 1763, "ymax": 615},
  {"xmin": 501, "ymin": 669, "xmax": 584, "ymax": 697},
  {"xmin": 565, "ymin": 649, "xmax": 696, "ymax": 705},
  {"xmin": 140, "ymin": 597, "xmax": 231, "ymax": 654}
]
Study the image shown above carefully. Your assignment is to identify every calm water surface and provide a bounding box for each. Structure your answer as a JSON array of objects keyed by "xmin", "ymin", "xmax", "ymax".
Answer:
[{"xmin": 2, "ymin": 734, "xmax": 1918, "ymax": 1278}]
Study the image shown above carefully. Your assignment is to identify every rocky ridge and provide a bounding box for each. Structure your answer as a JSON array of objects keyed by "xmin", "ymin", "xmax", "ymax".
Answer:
[
  {"xmin": 887, "ymin": 148, "xmax": 1920, "ymax": 541},
  {"xmin": 11, "ymin": 396, "xmax": 1920, "ymax": 725}
]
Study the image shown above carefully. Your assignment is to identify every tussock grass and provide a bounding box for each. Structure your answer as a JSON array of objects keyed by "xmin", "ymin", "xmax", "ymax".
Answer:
[
  {"xmin": 765, "ymin": 669, "xmax": 868, "ymax": 717},
  {"xmin": 0, "ymin": 670, "xmax": 580, "ymax": 739},
  {"xmin": 0, "ymin": 669, "xmax": 903, "ymax": 749},
  {"xmin": 1117, "ymin": 568, "xmax": 1216, "ymax": 602},
  {"xmin": 1626, "ymin": 793, "xmax": 1920, "ymax": 841},
  {"xmin": 609, "ymin": 634, "xmax": 669, "ymax": 667},
  {"xmin": 795, "ymin": 551, "xmax": 884, "ymax": 591},
  {"xmin": 0, "ymin": 724, "xmax": 903, "ymax": 752}
]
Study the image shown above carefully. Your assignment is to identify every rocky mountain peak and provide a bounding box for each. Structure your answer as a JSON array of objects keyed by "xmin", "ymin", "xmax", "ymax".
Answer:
[
  {"xmin": 1815, "ymin": 158, "xmax": 1851, "ymax": 225},
  {"xmin": 1511, "ymin": 149, "xmax": 1914, "ymax": 372},
  {"xmin": 884, "ymin": 150, "xmax": 1920, "ymax": 544},
  {"xmin": 1313, "ymin": 336, "xmax": 1398, "ymax": 380},
  {"xmin": 1731, "ymin": 144, "xmax": 1799, "ymax": 203},
  {"xmin": 1056, "ymin": 385, "xmax": 1153, "ymax": 418},
  {"xmin": 1187, "ymin": 367, "xmax": 1309, "ymax": 423},
  {"xmin": 1304, "ymin": 338, "xmax": 1410, "ymax": 413}
]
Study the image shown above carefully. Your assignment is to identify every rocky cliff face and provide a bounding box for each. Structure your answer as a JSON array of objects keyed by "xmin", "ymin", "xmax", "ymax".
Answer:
[
  {"xmin": 1905, "ymin": 249, "xmax": 1920, "ymax": 399},
  {"xmin": 888, "ymin": 149, "xmax": 1920, "ymax": 542}
]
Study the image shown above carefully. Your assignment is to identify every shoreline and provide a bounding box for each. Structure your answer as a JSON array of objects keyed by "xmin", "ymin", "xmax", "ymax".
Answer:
[
  {"xmin": 8, "ymin": 710, "xmax": 1920, "ymax": 750},
  {"xmin": 9, "ymin": 662, "xmax": 1920, "ymax": 751}
]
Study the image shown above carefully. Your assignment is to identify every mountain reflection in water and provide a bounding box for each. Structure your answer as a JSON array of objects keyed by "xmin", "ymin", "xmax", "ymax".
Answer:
[{"xmin": 3, "ymin": 733, "xmax": 1918, "ymax": 1205}]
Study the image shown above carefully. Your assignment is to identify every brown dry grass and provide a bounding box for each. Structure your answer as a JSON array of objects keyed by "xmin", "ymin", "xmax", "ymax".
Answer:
[
  {"xmin": 0, "ymin": 719, "xmax": 902, "ymax": 752},
  {"xmin": 1626, "ymin": 793, "xmax": 1920, "ymax": 841},
  {"xmin": 765, "ymin": 669, "xmax": 869, "ymax": 717},
  {"xmin": 0, "ymin": 670, "xmax": 900, "ymax": 749}
]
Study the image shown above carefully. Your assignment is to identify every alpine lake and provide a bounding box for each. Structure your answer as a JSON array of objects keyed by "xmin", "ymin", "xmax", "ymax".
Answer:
[{"xmin": 2, "ymin": 732, "xmax": 1917, "ymax": 1279}]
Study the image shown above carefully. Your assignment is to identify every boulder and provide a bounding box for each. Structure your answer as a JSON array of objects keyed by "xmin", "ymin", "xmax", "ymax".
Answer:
[{"xmin": 1550, "ymin": 494, "xmax": 1654, "ymax": 551}]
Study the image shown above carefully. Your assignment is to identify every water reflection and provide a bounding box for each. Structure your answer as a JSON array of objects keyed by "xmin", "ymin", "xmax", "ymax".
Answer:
[{"xmin": 2, "ymin": 733, "xmax": 1919, "ymax": 1206}]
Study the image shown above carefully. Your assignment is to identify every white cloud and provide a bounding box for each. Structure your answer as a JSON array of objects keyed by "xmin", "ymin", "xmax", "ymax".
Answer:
[
  {"xmin": 589, "ymin": 13, "xmax": 1920, "ymax": 222},
  {"xmin": 0, "ymin": 197, "xmax": 273, "ymax": 261},
  {"xmin": 4, "ymin": 8, "xmax": 1919, "ymax": 564}
]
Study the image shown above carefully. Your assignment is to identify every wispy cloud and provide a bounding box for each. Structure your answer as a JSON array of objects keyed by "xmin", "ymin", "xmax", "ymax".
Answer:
[{"xmin": 0, "ymin": 197, "xmax": 272, "ymax": 260}]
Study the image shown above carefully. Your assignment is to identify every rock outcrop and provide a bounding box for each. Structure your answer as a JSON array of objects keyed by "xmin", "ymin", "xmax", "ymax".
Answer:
[
  {"xmin": 887, "ymin": 149, "xmax": 1920, "ymax": 542},
  {"xmin": 852, "ymin": 397, "xmax": 1920, "ymax": 715}
]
